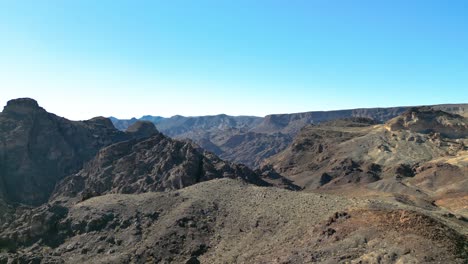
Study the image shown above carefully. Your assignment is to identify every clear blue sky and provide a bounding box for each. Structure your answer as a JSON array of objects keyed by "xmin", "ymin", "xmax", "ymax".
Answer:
[{"xmin": 1, "ymin": 1, "xmax": 467, "ymax": 120}]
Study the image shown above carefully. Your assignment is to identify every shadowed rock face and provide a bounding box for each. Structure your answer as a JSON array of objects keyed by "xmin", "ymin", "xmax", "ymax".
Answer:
[
  {"xmin": 124, "ymin": 120, "xmax": 158, "ymax": 139},
  {"xmin": 156, "ymin": 114, "xmax": 263, "ymax": 138},
  {"xmin": 183, "ymin": 130, "xmax": 293, "ymax": 168},
  {"xmin": 51, "ymin": 132, "xmax": 271, "ymax": 203},
  {"xmin": 108, "ymin": 117, "xmax": 139, "ymax": 130},
  {"xmin": 0, "ymin": 99, "xmax": 157, "ymax": 206}
]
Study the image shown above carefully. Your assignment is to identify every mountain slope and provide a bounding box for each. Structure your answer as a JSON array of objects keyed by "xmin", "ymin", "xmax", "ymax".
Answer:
[
  {"xmin": 0, "ymin": 98, "xmax": 157, "ymax": 206},
  {"xmin": 253, "ymin": 104, "xmax": 468, "ymax": 135},
  {"xmin": 1, "ymin": 179, "xmax": 466, "ymax": 263},
  {"xmin": 264, "ymin": 109, "xmax": 468, "ymax": 215},
  {"xmin": 156, "ymin": 114, "xmax": 262, "ymax": 137},
  {"xmin": 109, "ymin": 116, "xmax": 165, "ymax": 131},
  {"xmin": 178, "ymin": 129, "xmax": 293, "ymax": 168},
  {"xmin": 110, "ymin": 104, "xmax": 468, "ymax": 169},
  {"xmin": 387, "ymin": 106, "xmax": 468, "ymax": 138},
  {"xmin": 0, "ymin": 100, "xmax": 467, "ymax": 263},
  {"xmin": 51, "ymin": 132, "xmax": 270, "ymax": 203}
]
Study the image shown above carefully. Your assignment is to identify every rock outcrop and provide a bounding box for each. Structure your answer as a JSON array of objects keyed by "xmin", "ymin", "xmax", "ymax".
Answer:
[
  {"xmin": 387, "ymin": 107, "xmax": 468, "ymax": 138},
  {"xmin": 51, "ymin": 132, "xmax": 270, "ymax": 203},
  {"xmin": 0, "ymin": 99, "xmax": 156, "ymax": 206},
  {"xmin": 264, "ymin": 109, "xmax": 468, "ymax": 212},
  {"xmin": 124, "ymin": 120, "xmax": 159, "ymax": 139}
]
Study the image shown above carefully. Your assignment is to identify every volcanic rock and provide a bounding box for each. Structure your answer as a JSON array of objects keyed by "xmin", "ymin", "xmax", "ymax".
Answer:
[
  {"xmin": 0, "ymin": 99, "xmax": 156, "ymax": 206},
  {"xmin": 51, "ymin": 132, "xmax": 270, "ymax": 203}
]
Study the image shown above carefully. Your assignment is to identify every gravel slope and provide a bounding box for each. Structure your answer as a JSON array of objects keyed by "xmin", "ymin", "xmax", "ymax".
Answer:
[{"xmin": 2, "ymin": 179, "xmax": 466, "ymax": 263}]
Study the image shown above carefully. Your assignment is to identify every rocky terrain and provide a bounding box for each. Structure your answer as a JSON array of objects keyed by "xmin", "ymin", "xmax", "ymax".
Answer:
[
  {"xmin": 0, "ymin": 99, "xmax": 158, "ymax": 206},
  {"xmin": 1, "ymin": 179, "xmax": 466, "ymax": 263},
  {"xmin": 111, "ymin": 104, "xmax": 468, "ymax": 168},
  {"xmin": 179, "ymin": 129, "xmax": 293, "ymax": 168},
  {"xmin": 252, "ymin": 104, "xmax": 468, "ymax": 135},
  {"xmin": 387, "ymin": 107, "xmax": 468, "ymax": 138},
  {"xmin": 109, "ymin": 116, "xmax": 165, "ymax": 131},
  {"xmin": 0, "ymin": 99, "xmax": 467, "ymax": 263},
  {"xmin": 264, "ymin": 108, "xmax": 468, "ymax": 217},
  {"xmin": 51, "ymin": 132, "xmax": 270, "ymax": 204}
]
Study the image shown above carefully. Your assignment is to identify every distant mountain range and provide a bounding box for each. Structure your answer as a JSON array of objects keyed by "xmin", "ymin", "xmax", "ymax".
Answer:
[{"xmin": 110, "ymin": 104, "xmax": 468, "ymax": 168}]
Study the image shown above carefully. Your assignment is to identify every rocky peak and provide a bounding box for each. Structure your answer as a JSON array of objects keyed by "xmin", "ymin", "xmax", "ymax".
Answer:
[
  {"xmin": 51, "ymin": 133, "xmax": 270, "ymax": 203},
  {"xmin": 86, "ymin": 116, "xmax": 116, "ymax": 129},
  {"xmin": 3, "ymin": 98, "xmax": 44, "ymax": 115},
  {"xmin": 0, "ymin": 98, "xmax": 157, "ymax": 206},
  {"xmin": 125, "ymin": 121, "xmax": 159, "ymax": 139}
]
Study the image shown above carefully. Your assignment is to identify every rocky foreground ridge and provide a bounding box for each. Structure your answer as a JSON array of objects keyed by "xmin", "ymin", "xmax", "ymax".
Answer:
[{"xmin": 1, "ymin": 179, "xmax": 467, "ymax": 263}]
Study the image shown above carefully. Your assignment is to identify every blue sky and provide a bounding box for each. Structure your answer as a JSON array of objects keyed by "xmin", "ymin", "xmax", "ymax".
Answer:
[{"xmin": 0, "ymin": 1, "xmax": 467, "ymax": 120}]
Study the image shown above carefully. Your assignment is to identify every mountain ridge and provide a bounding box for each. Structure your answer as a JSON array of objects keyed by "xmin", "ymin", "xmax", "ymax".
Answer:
[
  {"xmin": 263, "ymin": 107, "xmax": 468, "ymax": 216},
  {"xmin": 110, "ymin": 104, "xmax": 468, "ymax": 168},
  {"xmin": 0, "ymin": 98, "xmax": 157, "ymax": 206},
  {"xmin": 0, "ymin": 98, "xmax": 467, "ymax": 263}
]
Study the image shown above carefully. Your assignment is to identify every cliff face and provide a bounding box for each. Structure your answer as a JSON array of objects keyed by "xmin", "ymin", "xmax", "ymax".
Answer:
[
  {"xmin": 51, "ymin": 132, "xmax": 270, "ymax": 203},
  {"xmin": 0, "ymin": 98, "xmax": 157, "ymax": 206}
]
